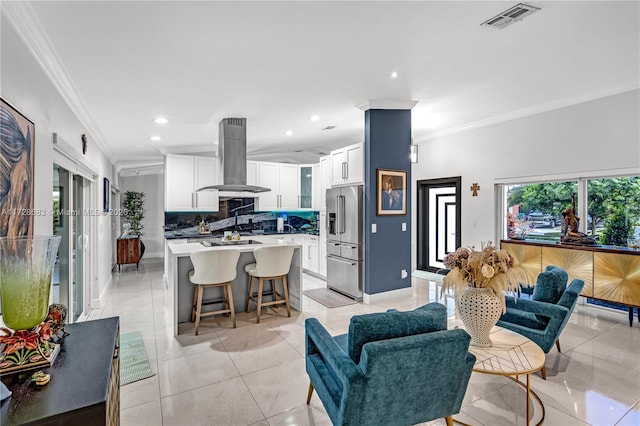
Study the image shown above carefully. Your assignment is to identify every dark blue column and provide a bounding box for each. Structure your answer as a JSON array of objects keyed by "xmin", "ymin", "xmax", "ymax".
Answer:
[{"xmin": 363, "ymin": 108, "xmax": 413, "ymax": 296}]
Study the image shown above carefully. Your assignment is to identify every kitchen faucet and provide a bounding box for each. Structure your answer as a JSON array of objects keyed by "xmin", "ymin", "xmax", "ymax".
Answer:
[{"xmin": 230, "ymin": 203, "xmax": 255, "ymax": 231}]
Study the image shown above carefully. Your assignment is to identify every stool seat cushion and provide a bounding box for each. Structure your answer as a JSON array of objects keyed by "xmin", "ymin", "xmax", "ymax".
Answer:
[
  {"xmin": 189, "ymin": 249, "xmax": 241, "ymax": 285},
  {"xmin": 244, "ymin": 263, "xmax": 257, "ymax": 276}
]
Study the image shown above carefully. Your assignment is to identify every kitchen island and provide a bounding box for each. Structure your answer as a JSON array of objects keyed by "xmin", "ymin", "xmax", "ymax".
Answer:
[{"xmin": 166, "ymin": 238, "xmax": 302, "ymax": 336}]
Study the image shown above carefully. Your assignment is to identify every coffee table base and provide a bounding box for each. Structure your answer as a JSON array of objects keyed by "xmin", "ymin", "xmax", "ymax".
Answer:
[{"xmin": 453, "ymin": 373, "xmax": 545, "ymax": 426}]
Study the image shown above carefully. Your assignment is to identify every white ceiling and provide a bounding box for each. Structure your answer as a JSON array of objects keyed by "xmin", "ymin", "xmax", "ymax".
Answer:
[{"xmin": 8, "ymin": 1, "xmax": 640, "ymax": 165}]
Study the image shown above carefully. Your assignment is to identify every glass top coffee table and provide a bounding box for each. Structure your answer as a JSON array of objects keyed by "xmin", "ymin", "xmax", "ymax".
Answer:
[{"xmin": 449, "ymin": 319, "xmax": 546, "ymax": 426}]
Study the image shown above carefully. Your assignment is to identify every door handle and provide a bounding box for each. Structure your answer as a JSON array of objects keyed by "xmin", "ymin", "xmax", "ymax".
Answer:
[
  {"xmin": 338, "ymin": 196, "xmax": 346, "ymax": 234},
  {"xmin": 191, "ymin": 192, "xmax": 196, "ymax": 208},
  {"xmin": 344, "ymin": 162, "xmax": 349, "ymax": 180},
  {"xmin": 327, "ymin": 255, "xmax": 357, "ymax": 266},
  {"xmin": 342, "ymin": 162, "xmax": 347, "ymax": 180}
]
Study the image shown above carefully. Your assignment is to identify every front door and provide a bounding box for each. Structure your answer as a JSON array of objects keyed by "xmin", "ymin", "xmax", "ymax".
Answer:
[{"xmin": 417, "ymin": 177, "xmax": 461, "ymax": 273}]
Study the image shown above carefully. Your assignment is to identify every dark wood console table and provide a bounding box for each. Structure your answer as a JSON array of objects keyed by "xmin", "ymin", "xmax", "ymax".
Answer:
[
  {"xmin": 1, "ymin": 317, "xmax": 120, "ymax": 425},
  {"xmin": 501, "ymin": 239, "xmax": 640, "ymax": 326}
]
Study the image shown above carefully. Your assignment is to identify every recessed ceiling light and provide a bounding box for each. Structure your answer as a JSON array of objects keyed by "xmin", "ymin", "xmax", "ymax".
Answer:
[
  {"xmin": 285, "ymin": 130, "xmax": 293, "ymax": 136},
  {"xmin": 310, "ymin": 115, "xmax": 320, "ymax": 122},
  {"xmin": 150, "ymin": 136, "xmax": 161, "ymax": 141},
  {"xmin": 153, "ymin": 117, "xmax": 168, "ymax": 124},
  {"xmin": 390, "ymin": 71, "xmax": 398, "ymax": 79}
]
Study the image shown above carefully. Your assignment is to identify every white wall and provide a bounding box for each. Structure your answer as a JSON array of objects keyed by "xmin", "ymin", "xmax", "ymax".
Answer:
[
  {"xmin": 412, "ymin": 89, "xmax": 640, "ymax": 265},
  {"xmin": 120, "ymin": 173, "xmax": 164, "ymax": 258},
  {"xmin": 2, "ymin": 16, "xmax": 116, "ymax": 309}
]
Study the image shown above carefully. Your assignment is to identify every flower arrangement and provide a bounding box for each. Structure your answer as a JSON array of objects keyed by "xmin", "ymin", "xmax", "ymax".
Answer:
[
  {"xmin": 0, "ymin": 323, "xmax": 55, "ymax": 369},
  {"xmin": 441, "ymin": 242, "xmax": 526, "ymax": 297}
]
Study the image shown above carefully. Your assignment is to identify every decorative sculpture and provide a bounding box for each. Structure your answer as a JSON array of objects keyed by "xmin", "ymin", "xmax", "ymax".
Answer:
[{"xmin": 561, "ymin": 194, "xmax": 597, "ymax": 246}]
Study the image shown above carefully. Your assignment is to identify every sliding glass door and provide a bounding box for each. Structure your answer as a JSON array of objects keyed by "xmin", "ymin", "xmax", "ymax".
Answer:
[{"xmin": 53, "ymin": 165, "xmax": 89, "ymax": 322}]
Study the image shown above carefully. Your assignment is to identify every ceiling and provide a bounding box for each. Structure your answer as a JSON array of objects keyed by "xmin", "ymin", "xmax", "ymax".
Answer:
[{"xmin": 6, "ymin": 1, "xmax": 640, "ymax": 166}]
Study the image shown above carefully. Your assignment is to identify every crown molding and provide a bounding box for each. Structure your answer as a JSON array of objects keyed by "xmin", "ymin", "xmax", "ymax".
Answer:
[
  {"xmin": 157, "ymin": 145, "xmax": 218, "ymax": 156},
  {"xmin": 418, "ymin": 81, "xmax": 640, "ymax": 142},
  {"xmin": 3, "ymin": 2, "xmax": 114, "ymax": 162},
  {"xmin": 357, "ymin": 99, "xmax": 419, "ymax": 111},
  {"xmin": 116, "ymin": 161, "xmax": 164, "ymax": 176}
]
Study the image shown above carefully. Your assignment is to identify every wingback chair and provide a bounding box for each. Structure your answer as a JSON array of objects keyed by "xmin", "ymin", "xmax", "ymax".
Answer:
[
  {"xmin": 497, "ymin": 265, "xmax": 585, "ymax": 378},
  {"xmin": 305, "ymin": 303, "xmax": 475, "ymax": 426}
]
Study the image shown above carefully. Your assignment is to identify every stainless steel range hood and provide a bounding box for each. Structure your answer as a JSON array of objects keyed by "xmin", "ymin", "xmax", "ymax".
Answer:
[{"xmin": 197, "ymin": 118, "xmax": 270, "ymax": 193}]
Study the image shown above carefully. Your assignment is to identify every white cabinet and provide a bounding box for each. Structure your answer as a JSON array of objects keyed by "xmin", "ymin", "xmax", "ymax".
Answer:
[
  {"xmin": 165, "ymin": 154, "xmax": 219, "ymax": 211},
  {"xmin": 247, "ymin": 160, "xmax": 258, "ymax": 186},
  {"xmin": 303, "ymin": 234, "xmax": 319, "ymax": 274},
  {"xmin": 311, "ymin": 163, "xmax": 320, "ymax": 210},
  {"xmin": 319, "ymin": 213, "xmax": 326, "ymax": 277},
  {"xmin": 256, "ymin": 162, "xmax": 299, "ymax": 210},
  {"xmin": 330, "ymin": 143, "xmax": 363, "ymax": 186},
  {"xmin": 318, "ymin": 155, "xmax": 331, "ymax": 210}
]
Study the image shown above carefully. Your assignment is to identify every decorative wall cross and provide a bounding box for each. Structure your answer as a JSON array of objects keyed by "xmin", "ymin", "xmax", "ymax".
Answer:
[{"xmin": 470, "ymin": 183, "xmax": 480, "ymax": 196}]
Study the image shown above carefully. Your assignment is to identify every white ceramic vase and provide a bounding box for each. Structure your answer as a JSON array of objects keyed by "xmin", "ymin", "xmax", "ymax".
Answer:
[{"xmin": 458, "ymin": 286, "xmax": 503, "ymax": 347}]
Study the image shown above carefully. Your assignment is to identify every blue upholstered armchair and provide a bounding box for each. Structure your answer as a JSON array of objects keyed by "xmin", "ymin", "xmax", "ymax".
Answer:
[
  {"xmin": 497, "ymin": 266, "xmax": 585, "ymax": 378},
  {"xmin": 305, "ymin": 303, "xmax": 475, "ymax": 426}
]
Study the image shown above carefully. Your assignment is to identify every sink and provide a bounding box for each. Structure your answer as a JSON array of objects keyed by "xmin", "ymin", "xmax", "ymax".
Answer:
[{"xmin": 201, "ymin": 239, "xmax": 263, "ymax": 247}]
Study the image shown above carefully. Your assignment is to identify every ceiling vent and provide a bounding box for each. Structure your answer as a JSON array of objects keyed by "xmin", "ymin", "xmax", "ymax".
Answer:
[{"xmin": 481, "ymin": 3, "xmax": 540, "ymax": 29}]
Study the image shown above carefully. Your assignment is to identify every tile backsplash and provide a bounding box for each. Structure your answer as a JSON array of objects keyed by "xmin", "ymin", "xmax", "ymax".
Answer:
[{"xmin": 165, "ymin": 198, "xmax": 318, "ymax": 237}]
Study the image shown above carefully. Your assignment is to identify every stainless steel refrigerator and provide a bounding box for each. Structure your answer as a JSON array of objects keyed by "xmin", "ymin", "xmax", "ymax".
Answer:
[{"xmin": 326, "ymin": 185, "xmax": 363, "ymax": 300}]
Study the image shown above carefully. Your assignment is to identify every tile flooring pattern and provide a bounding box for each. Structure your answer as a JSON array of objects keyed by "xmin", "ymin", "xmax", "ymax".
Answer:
[{"xmin": 88, "ymin": 259, "xmax": 640, "ymax": 426}]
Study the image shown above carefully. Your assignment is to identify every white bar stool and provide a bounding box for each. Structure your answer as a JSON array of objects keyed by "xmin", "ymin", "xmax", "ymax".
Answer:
[
  {"xmin": 189, "ymin": 249, "xmax": 240, "ymax": 335},
  {"xmin": 245, "ymin": 246, "xmax": 295, "ymax": 323}
]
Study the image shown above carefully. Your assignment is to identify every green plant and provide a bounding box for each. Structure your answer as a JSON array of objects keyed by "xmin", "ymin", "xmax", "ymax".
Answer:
[
  {"xmin": 122, "ymin": 191, "xmax": 145, "ymax": 237},
  {"xmin": 600, "ymin": 209, "xmax": 631, "ymax": 246}
]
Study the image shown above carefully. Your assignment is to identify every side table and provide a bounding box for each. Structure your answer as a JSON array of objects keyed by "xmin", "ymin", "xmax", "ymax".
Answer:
[{"xmin": 1, "ymin": 317, "xmax": 120, "ymax": 425}]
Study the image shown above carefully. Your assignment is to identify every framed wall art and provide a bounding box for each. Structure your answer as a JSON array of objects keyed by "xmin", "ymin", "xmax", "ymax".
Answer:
[
  {"xmin": 377, "ymin": 169, "xmax": 407, "ymax": 216},
  {"xmin": 0, "ymin": 98, "xmax": 35, "ymax": 238},
  {"xmin": 103, "ymin": 178, "xmax": 110, "ymax": 212}
]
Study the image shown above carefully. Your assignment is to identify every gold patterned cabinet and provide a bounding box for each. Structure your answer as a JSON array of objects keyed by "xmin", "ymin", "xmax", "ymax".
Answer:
[
  {"xmin": 501, "ymin": 240, "xmax": 640, "ymax": 326},
  {"xmin": 542, "ymin": 247, "xmax": 594, "ymax": 297},
  {"xmin": 594, "ymin": 252, "xmax": 640, "ymax": 306},
  {"xmin": 501, "ymin": 242, "xmax": 542, "ymax": 284}
]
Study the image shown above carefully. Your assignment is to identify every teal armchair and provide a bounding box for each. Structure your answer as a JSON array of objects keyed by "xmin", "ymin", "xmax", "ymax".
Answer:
[
  {"xmin": 497, "ymin": 265, "xmax": 585, "ymax": 378},
  {"xmin": 305, "ymin": 303, "xmax": 475, "ymax": 426}
]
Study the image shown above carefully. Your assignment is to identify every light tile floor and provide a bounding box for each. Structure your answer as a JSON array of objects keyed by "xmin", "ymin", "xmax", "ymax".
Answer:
[{"xmin": 89, "ymin": 258, "xmax": 640, "ymax": 426}]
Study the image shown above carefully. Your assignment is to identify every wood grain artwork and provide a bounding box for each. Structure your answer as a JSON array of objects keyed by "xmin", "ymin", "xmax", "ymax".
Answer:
[{"xmin": 0, "ymin": 98, "xmax": 35, "ymax": 238}]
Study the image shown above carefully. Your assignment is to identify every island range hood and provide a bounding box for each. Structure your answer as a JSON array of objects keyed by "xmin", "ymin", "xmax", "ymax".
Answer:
[{"xmin": 197, "ymin": 118, "xmax": 270, "ymax": 193}]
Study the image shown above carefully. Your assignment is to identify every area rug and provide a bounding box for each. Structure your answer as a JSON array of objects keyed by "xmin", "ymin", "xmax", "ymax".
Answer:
[
  {"xmin": 303, "ymin": 288, "xmax": 357, "ymax": 308},
  {"xmin": 412, "ymin": 270, "xmax": 445, "ymax": 282},
  {"xmin": 120, "ymin": 331, "xmax": 155, "ymax": 386}
]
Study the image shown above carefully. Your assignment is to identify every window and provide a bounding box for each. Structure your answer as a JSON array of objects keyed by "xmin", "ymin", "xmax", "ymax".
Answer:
[
  {"xmin": 501, "ymin": 174, "xmax": 639, "ymax": 246},
  {"xmin": 506, "ymin": 181, "xmax": 577, "ymax": 242},
  {"xmin": 587, "ymin": 177, "xmax": 640, "ymax": 245}
]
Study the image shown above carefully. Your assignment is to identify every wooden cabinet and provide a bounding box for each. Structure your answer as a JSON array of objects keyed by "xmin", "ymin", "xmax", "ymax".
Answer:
[
  {"xmin": 117, "ymin": 236, "xmax": 140, "ymax": 271},
  {"xmin": 256, "ymin": 162, "xmax": 299, "ymax": 210},
  {"xmin": 330, "ymin": 143, "xmax": 363, "ymax": 186},
  {"xmin": 165, "ymin": 154, "xmax": 219, "ymax": 211},
  {"xmin": 3, "ymin": 318, "xmax": 120, "ymax": 425}
]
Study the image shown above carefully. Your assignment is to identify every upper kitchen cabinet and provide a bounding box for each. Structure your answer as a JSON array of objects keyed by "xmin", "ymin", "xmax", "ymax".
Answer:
[
  {"xmin": 300, "ymin": 165, "xmax": 313, "ymax": 209},
  {"xmin": 255, "ymin": 162, "xmax": 299, "ymax": 210},
  {"xmin": 318, "ymin": 155, "xmax": 331, "ymax": 210},
  {"xmin": 330, "ymin": 142, "xmax": 363, "ymax": 186},
  {"xmin": 165, "ymin": 154, "xmax": 220, "ymax": 211}
]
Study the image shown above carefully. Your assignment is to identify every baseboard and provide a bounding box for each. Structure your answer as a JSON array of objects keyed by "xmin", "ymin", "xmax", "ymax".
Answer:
[
  {"xmin": 363, "ymin": 286, "xmax": 413, "ymax": 304},
  {"xmin": 143, "ymin": 251, "xmax": 163, "ymax": 259},
  {"xmin": 91, "ymin": 276, "xmax": 112, "ymax": 309}
]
